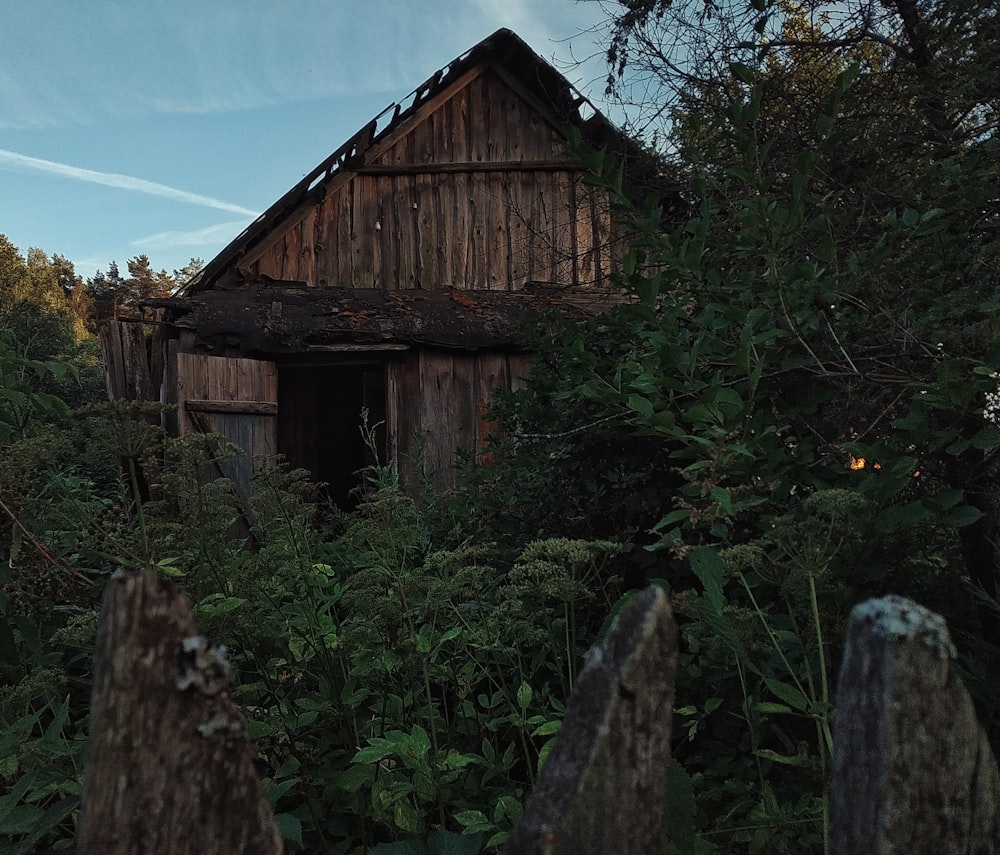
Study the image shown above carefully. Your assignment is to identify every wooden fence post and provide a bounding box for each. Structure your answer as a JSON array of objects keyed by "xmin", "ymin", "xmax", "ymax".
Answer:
[
  {"xmin": 77, "ymin": 568, "xmax": 282, "ymax": 855},
  {"xmin": 505, "ymin": 586, "xmax": 678, "ymax": 855},
  {"xmin": 830, "ymin": 594, "xmax": 1000, "ymax": 854}
]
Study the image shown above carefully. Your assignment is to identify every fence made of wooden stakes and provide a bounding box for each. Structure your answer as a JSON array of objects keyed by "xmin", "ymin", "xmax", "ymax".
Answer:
[{"xmin": 76, "ymin": 571, "xmax": 1000, "ymax": 854}]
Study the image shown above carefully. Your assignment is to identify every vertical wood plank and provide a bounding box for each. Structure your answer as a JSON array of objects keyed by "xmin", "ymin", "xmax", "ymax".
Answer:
[
  {"xmin": 554, "ymin": 170, "xmax": 576, "ymax": 286},
  {"xmin": 395, "ymin": 174, "xmax": 418, "ymax": 289},
  {"xmin": 375, "ymin": 175, "xmax": 391, "ymax": 290},
  {"xmin": 415, "ymin": 171, "xmax": 434, "ymax": 288},
  {"xmin": 163, "ymin": 339, "xmax": 179, "ymax": 437},
  {"xmin": 419, "ymin": 349, "xmax": 456, "ymax": 490},
  {"xmin": 299, "ymin": 207, "xmax": 318, "ymax": 285},
  {"xmin": 468, "ymin": 76, "xmax": 488, "ymax": 163},
  {"xmin": 574, "ymin": 178, "xmax": 597, "ymax": 288},
  {"xmin": 387, "ymin": 351, "xmax": 422, "ymax": 490},
  {"xmin": 474, "ymin": 352, "xmax": 509, "ymax": 453},
  {"xmin": 339, "ymin": 178, "xmax": 356, "ymax": 287},
  {"xmin": 533, "ymin": 173, "xmax": 554, "ymax": 284},
  {"xmin": 353, "ymin": 176, "xmax": 378, "ymax": 287},
  {"xmin": 452, "ymin": 172, "xmax": 469, "ymax": 289},
  {"xmin": 450, "ymin": 353, "xmax": 477, "ymax": 461},
  {"xmin": 508, "ymin": 353, "xmax": 531, "ymax": 392}
]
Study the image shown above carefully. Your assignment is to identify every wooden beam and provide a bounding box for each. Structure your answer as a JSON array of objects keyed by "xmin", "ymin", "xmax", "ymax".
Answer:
[
  {"xmin": 305, "ymin": 343, "xmax": 411, "ymax": 353},
  {"xmin": 184, "ymin": 399, "xmax": 279, "ymax": 415},
  {"xmin": 354, "ymin": 161, "xmax": 581, "ymax": 176}
]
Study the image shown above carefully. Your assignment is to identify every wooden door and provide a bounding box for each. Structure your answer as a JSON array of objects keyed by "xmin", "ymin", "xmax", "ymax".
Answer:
[{"xmin": 175, "ymin": 352, "xmax": 278, "ymax": 500}]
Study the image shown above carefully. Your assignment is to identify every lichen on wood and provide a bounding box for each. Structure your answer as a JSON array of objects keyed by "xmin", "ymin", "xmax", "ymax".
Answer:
[
  {"xmin": 504, "ymin": 586, "xmax": 678, "ymax": 855},
  {"xmin": 830, "ymin": 595, "xmax": 1000, "ymax": 855},
  {"xmin": 77, "ymin": 568, "xmax": 282, "ymax": 855}
]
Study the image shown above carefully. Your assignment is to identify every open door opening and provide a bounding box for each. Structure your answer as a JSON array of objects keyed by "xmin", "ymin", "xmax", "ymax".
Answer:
[{"xmin": 277, "ymin": 363, "xmax": 387, "ymax": 510}]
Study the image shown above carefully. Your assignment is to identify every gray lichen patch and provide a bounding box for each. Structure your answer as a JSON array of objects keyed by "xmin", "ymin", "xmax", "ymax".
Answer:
[
  {"xmin": 197, "ymin": 710, "xmax": 245, "ymax": 738},
  {"xmin": 850, "ymin": 595, "xmax": 957, "ymax": 660},
  {"xmin": 176, "ymin": 635, "xmax": 231, "ymax": 696}
]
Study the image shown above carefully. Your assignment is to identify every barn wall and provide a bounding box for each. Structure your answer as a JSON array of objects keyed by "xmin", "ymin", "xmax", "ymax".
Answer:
[
  {"xmin": 388, "ymin": 347, "xmax": 530, "ymax": 492},
  {"xmin": 247, "ymin": 70, "xmax": 630, "ymax": 292},
  {"xmin": 173, "ymin": 351, "xmax": 278, "ymax": 499}
]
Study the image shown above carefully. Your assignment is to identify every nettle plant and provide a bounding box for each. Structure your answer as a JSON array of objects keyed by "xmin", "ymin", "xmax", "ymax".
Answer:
[{"xmin": 178, "ymin": 456, "xmax": 626, "ymax": 854}]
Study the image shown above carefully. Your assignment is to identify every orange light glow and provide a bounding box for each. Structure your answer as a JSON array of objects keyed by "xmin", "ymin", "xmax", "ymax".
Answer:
[{"xmin": 849, "ymin": 457, "xmax": 866, "ymax": 470}]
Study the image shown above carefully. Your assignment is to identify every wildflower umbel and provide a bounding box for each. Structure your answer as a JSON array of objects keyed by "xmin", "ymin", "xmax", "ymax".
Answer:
[{"xmin": 985, "ymin": 371, "xmax": 1000, "ymax": 426}]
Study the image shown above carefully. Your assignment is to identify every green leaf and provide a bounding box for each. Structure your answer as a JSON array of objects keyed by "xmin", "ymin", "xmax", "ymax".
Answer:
[
  {"xmin": 455, "ymin": 809, "xmax": 493, "ymax": 834},
  {"xmin": 353, "ymin": 739, "xmax": 397, "ymax": 764},
  {"xmin": 756, "ymin": 702, "xmax": 793, "ymax": 715},
  {"xmin": 627, "ymin": 394, "xmax": 655, "ymax": 418},
  {"xmin": 816, "ymin": 113, "xmax": 835, "ymax": 138},
  {"xmin": 531, "ymin": 719, "xmax": 561, "ymax": 737},
  {"xmin": 942, "ymin": 504, "xmax": 983, "ymax": 527},
  {"xmin": 666, "ymin": 758, "xmax": 697, "ymax": 855},
  {"xmin": 876, "ymin": 501, "xmax": 931, "ymax": 531},
  {"xmin": 273, "ymin": 812, "xmax": 304, "ymax": 847},
  {"xmin": 39, "ymin": 697, "xmax": 70, "ymax": 746},
  {"xmin": 688, "ymin": 547, "xmax": 725, "ymax": 608},
  {"xmin": 394, "ymin": 801, "xmax": 421, "ymax": 834},
  {"xmin": 12, "ymin": 795, "xmax": 77, "ymax": 852},
  {"xmin": 337, "ymin": 765, "xmax": 375, "ymax": 792},
  {"xmin": 764, "ymin": 678, "xmax": 809, "ymax": 713},
  {"xmin": 407, "ymin": 725, "xmax": 431, "ymax": 757},
  {"xmin": 516, "ymin": 681, "xmax": 533, "ymax": 710},
  {"xmin": 729, "ymin": 62, "xmax": 755, "ymax": 84},
  {"xmin": 265, "ymin": 777, "xmax": 299, "ymax": 807}
]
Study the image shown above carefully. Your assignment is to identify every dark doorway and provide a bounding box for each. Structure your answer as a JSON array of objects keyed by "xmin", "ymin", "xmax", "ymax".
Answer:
[{"xmin": 277, "ymin": 362, "xmax": 387, "ymax": 509}]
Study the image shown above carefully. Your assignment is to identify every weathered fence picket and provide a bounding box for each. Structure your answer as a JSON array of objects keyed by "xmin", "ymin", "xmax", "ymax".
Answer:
[
  {"xmin": 829, "ymin": 595, "xmax": 1000, "ymax": 854},
  {"xmin": 504, "ymin": 586, "xmax": 679, "ymax": 855},
  {"xmin": 77, "ymin": 568, "xmax": 282, "ymax": 855},
  {"xmin": 76, "ymin": 576, "xmax": 1000, "ymax": 853}
]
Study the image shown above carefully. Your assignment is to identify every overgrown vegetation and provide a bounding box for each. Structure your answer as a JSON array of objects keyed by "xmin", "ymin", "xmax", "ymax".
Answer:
[{"xmin": 3, "ymin": 0, "xmax": 1000, "ymax": 851}]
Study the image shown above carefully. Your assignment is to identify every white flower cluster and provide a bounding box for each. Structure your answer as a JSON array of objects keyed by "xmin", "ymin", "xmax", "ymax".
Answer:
[{"xmin": 986, "ymin": 371, "xmax": 1000, "ymax": 426}]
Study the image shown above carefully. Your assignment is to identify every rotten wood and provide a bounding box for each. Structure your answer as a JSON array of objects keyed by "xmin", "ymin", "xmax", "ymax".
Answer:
[
  {"xmin": 78, "ymin": 568, "xmax": 282, "ymax": 855},
  {"xmin": 830, "ymin": 595, "xmax": 1000, "ymax": 854},
  {"xmin": 505, "ymin": 586, "xmax": 678, "ymax": 855},
  {"xmin": 100, "ymin": 320, "xmax": 159, "ymax": 402},
  {"xmin": 185, "ymin": 399, "xmax": 279, "ymax": 415}
]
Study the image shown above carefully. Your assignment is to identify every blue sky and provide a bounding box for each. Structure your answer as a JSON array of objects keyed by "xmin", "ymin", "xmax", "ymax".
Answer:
[{"xmin": 0, "ymin": 1, "xmax": 615, "ymax": 281}]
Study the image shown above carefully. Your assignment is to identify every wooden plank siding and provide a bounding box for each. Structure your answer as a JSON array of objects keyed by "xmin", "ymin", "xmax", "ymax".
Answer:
[
  {"xmin": 175, "ymin": 352, "xmax": 277, "ymax": 497},
  {"xmin": 387, "ymin": 348, "xmax": 530, "ymax": 491},
  {"xmin": 241, "ymin": 69, "xmax": 628, "ymax": 293}
]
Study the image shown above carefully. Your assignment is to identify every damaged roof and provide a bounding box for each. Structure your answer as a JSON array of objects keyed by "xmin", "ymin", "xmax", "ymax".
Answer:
[
  {"xmin": 153, "ymin": 282, "xmax": 626, "ymax": 354},
  {"xmin": 182, "ymin": 27, "xmax": 677, "ymax": 296}
]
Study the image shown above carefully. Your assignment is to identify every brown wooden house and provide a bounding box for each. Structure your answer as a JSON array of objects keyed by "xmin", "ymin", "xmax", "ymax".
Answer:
[{"xmin": 104, "ymin": 28, "xmax": 672, "ymax": 508}]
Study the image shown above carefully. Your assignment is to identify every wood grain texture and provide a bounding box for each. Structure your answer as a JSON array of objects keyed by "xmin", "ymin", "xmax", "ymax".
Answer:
[
  {"xmin": 830, "ymin": 595, "xmax": 1000, "ymax": 855},
  {"xmin": 244, "ymin": 68, "xmax": 624, "ymax": 291},
  {"xmin": 77, "ymin": 569, "xmax": 282, "ymax": 855},
  {"xmin": 505, "ymin": 586, "xmax": 678, "ymax": 855}
]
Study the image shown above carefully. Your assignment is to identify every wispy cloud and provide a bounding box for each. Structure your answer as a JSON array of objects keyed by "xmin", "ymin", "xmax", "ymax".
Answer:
[
  {"xmin": 133, "ymin": 221, "xmax": 253, "ymax": 250},
  {"xmin": 0, "ymin": 148, "xmax": 260, "ymax": 217}
]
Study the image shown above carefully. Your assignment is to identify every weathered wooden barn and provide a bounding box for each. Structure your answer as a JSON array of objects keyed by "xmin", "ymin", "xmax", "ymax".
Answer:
[{"xmin": 105, "ymin": 28, "xmax": 673, "ymax": 507}]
